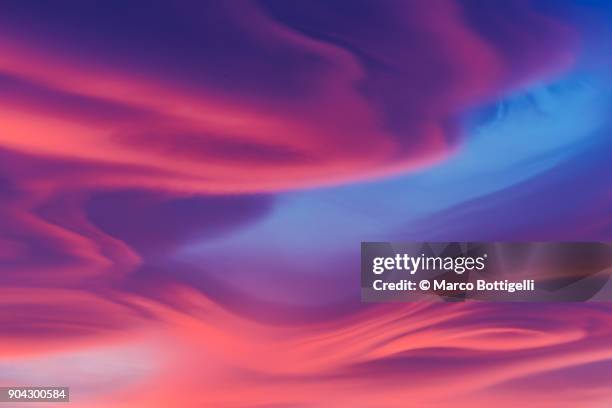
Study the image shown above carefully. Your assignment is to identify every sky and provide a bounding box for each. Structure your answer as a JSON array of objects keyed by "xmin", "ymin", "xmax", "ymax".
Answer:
[{"xmin": 0, "ymin": 1, "xmax": 612, "ymax": 407}]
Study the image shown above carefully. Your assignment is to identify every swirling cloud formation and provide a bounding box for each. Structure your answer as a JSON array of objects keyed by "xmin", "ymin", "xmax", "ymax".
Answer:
[{"xmin": 1, "ymin": 1, "xmax": 611, "ymax": 407}]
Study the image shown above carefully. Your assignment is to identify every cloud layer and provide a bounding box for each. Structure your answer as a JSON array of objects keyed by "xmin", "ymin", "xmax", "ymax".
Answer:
[{"xmin": 0, "ymin": 1, "xmax": 611, "ymax": 407}]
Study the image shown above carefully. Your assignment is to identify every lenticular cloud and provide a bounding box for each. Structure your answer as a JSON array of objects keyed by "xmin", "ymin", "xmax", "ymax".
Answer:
[{"xmin": 1, "ymin": 1, "xmax": 612, "ymax": 407}]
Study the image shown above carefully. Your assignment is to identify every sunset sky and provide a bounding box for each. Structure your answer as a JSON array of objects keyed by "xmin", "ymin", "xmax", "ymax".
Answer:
[{"xmin": 1, "ymin": 1, "xmax": 612, "ymax": 406}]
